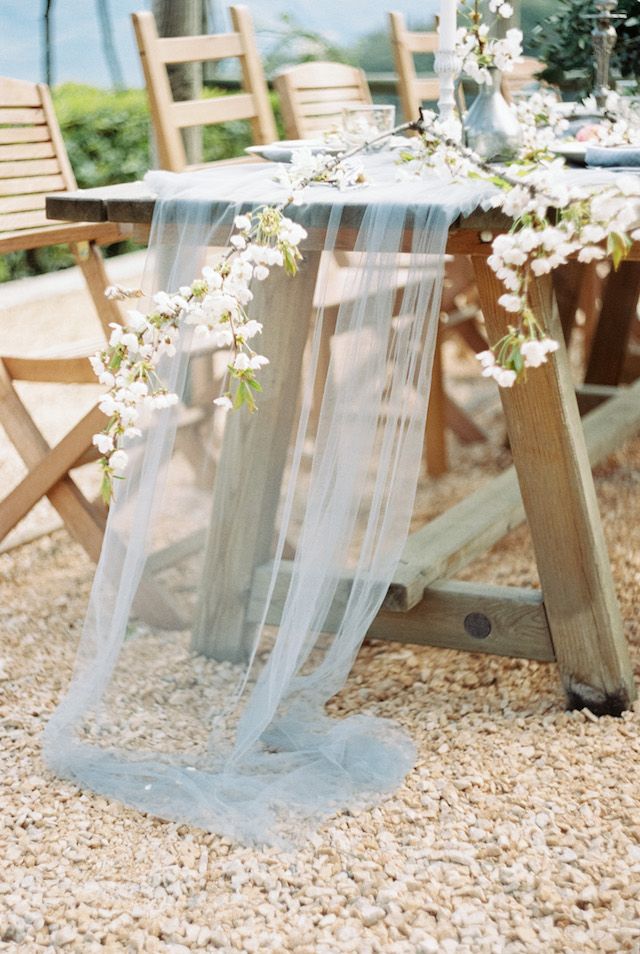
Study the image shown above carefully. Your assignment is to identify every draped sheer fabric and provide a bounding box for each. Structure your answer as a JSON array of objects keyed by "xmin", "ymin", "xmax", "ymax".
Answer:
[{"xmin": 43, "ymin": 155, "xmax": 491, "ymax": 846}]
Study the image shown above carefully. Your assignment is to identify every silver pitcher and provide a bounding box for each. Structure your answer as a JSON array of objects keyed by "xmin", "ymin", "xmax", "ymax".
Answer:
[{"xmin": 463, "ymin": 68, "xmax": 523, "ymax": 162}]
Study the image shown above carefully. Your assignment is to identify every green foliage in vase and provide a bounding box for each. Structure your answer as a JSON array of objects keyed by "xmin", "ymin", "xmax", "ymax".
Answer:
[{"xmin": 531, "ymin": 0, "xmax": 640, "ymax": 94}]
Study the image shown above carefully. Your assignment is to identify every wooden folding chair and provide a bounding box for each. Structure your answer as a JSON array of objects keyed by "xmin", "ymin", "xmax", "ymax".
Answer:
[
  {"xmin": 131, "ymin": 6, "xmax": 277, "ymax": 172},
  {"xmin": 388, "ymin": 12, "xmax": 440, "ymax": 121},
  {"xmin": 389, "ymin": 12, "xmax": 486, "ymax": 474},
  {"xmin": 274, "ymin": 61, "xmax": 372, "ymax": 140},
  {"xmin": 389, "ymin": 13, "xmax": 544, "ymax": 112},
  {"xmin": 0, "ymin": 76, "xmax": 129, "ymax": 560},
  {"xmin": 275, "ymin": 59, "xmax": 487, "ymax": 474}
]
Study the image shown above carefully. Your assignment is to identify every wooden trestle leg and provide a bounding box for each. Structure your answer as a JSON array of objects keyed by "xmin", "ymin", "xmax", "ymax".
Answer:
[
  {"xmin": 473, "ymin": 259, "xmax": 636, "ymax": 715},
  {"xmin": 191, "ymin": 251, "xmax": 322, "ymax": 661}
]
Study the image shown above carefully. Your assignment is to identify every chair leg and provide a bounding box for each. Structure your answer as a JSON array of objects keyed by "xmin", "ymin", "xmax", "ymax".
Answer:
[
  {"xmin": 450, "ymin": 316, "xmax": 487, "ymax": 356},
  {"xmin": 444, "ymin": 394, "xmax": 487, "ymax": 445},
  {"xmin": 424, "ymin": 338, "xmax": 448, "ymax": 477},
  {"xmin": 0, "ymin": 361, "xmax": 106, "ymax": 560},
  {"xmin": 72, "ymin": 240, "xmax": 123, "ymax": 335},
  {"xmin": 0, "ymin": 403, "xmax": 105, "ymax": 542}
]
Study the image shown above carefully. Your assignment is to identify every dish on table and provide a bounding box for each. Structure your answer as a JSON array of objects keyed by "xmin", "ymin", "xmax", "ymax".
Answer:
[
  {"xmin": 245, "ymin": 140, "xmax": 344, "ymax": 162},
  {"xmin": 549, "ymin": 141, "xmax": 587, "ymax": 165},
  {"xmin": 246, "ymin": 135, "xmax": 409, "ymax": 163}
]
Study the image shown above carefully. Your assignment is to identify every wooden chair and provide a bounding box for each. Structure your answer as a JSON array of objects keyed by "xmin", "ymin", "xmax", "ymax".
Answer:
[
  {"xmin": 274, "ymin": 61, "xmax": 372, "ymax": 140},
  {"xmin": 131, "ymin": 6, "xmax": 277, "ymax": 172},
  {"xmin": 388, "ymin": 12, "xmax": 440, "ymax": 122},
  {"xmin": 0, "ymin": 76, "xmax": 128, "ymax": 561},
  {"xmin": 386, "ymin": 20, "xmax": 490, "ymax": 470},
  {"xmin": 389, "ymin": 12, "xmax": 545, "ymax": 112},
  {"xmin": 275, "ymin": 59, "xmax": 487, "ymax": 474}
]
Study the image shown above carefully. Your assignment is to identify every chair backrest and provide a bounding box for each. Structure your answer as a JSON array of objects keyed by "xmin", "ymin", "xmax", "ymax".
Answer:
[
  {"xmin": 274, "ymin": 62, "xmax": 372, "ymax": 140},
  {"xmin": 389, "ymin": 12, "xmax": 439, "ymax": 123},
  {"xmin": 0, "ymin": 76, "xmax": 77, "ymax": 238},
  {"xmin": 132, "ymin": 6, "xmax": 277, "ymax": 172}
]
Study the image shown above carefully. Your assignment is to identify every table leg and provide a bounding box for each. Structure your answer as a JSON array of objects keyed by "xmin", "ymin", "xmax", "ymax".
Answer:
[
  {"xmin": 191, "ymin": 251, "xmax": 322, "ymax": 661},
  {"xmin": 584, "ymin": 259, "xmax": 640, "ymax": 386},
  {"xmin": 474, "ymin": 258, "xmax": 636, "ymax": 715}
]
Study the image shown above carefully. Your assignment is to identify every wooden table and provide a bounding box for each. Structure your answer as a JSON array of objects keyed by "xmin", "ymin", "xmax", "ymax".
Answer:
[{"xmin": 47, "ymin": 180, "xmax": 640, "ymax": 716}]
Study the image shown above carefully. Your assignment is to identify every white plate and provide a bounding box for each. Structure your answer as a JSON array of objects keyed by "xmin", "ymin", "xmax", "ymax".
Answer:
[
  {"xmin": 246, "ymin": 135, "xmax": 409, "ymax": 163},
  {"xmin": 549, "ymin": 141, "xmax": 587, "ymax": 165},
  {"xmin": 245, "ymin": 140, "xmax": 344, "ymax": 163}
]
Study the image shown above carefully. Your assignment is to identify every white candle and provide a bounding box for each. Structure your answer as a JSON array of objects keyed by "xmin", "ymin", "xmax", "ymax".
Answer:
[{"xmin": 438, "ymin": 0, "xmax": 457, "ymax": 50}]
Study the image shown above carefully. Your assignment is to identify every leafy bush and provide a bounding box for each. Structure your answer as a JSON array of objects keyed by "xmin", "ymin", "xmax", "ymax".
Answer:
[
  {"xmin": 54, "ymin": 84, "xmax": 151, "ymax": 189},
  {"xmin": 532, "ymin": 0, "xmax": 640, "ymax": 94}
]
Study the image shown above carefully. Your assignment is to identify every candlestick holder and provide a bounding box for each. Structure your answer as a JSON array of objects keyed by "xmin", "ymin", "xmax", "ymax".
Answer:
[
  {"xmin": 435, "ymin": 49, "xmax": 462, "ymax": 135},
  {"xmin": 582, "ymin": 0, "xmax": 626, "ymax": 108}
]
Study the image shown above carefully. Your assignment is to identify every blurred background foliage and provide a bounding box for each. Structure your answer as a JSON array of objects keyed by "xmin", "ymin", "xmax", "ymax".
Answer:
[{"xmin": 531, "ymin": 0, "xmax": 640, "ymax": 91}]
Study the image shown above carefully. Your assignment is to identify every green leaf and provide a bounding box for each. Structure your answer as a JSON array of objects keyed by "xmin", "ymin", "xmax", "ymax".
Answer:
[
  {"xmin": 607, "ymin": 231, "xmax": 632, "ymax": 270},
  {"xmin": 100, "ymin": 471, "xmax": 113, "ymax": 506}
]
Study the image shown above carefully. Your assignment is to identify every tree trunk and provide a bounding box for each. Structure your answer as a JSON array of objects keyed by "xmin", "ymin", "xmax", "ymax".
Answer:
[
  {"xmin": 152, "ymin": 0, "xmax": 204, "ymax": 165},
  {"xmin": 95, "ymin": 0, "xmax": 125, "ymax": 90},
  {"xmin": 42, "ymin": 0, "xmax": 56, "ymax": 86}
]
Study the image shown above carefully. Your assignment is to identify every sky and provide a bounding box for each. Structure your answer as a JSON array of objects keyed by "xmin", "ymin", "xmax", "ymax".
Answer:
[{"xmin": 1, "ymin": 0, "xmax": 440, "ymax": 89}]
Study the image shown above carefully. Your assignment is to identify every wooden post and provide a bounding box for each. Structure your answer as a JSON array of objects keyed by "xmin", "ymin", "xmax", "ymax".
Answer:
[
  {"xmin": 152, "ymin": 0, "xmax": 203, "ymax": 165},
  {"xmin": 473, "ymin": 258, "xmax": 636, "ymax": 715},
  {"xmin": 191, "ymin": 251, "xmax": 322, "ymax": 661}
]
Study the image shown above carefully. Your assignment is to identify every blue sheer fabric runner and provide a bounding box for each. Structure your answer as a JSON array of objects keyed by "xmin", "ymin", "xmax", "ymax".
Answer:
[{"xmin": 44, "ymin": 154, "xmax": 493, "ymax": 846}]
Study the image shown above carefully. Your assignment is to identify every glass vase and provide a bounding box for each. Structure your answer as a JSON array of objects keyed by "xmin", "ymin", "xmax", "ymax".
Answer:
[{"xmin": 463, "ymin": 68, "xmax": 523, "ymax": 162}]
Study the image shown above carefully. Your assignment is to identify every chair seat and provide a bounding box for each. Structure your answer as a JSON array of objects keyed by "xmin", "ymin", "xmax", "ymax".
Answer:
[{"xmin": 0, "ymin": 219, "xmax": 126, "ymax": 254}]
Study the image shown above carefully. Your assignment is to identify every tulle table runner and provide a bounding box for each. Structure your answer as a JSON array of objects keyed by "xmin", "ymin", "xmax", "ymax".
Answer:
[{"xmin": 44, "ymin": 154, "xmax": 616, "ymax": 845}]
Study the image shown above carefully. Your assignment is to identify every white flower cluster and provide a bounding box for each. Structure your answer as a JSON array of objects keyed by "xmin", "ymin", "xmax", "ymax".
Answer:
[
  {"xmin": 92, "ymin": 207, "xmax": 307, "ymax": 502},
  {"xmin": 514, "ymin": 92, "xmax": 570, "ymax": 160},
  {"xmin": 488, "ymin": 0, "xmax": 514, "ymax": 16},
  {"xmin": 275, "ymin": 148, "xmax": 366, "ymax": 201},
  {"xmin": 576, "ymin": 92, "xmax": 640, "ymax": 147},
  {"xmin": 455, "ymin": 0, "xmax": 522, "ymax": 85},
  {"xmin": 402, "ymin": 102, "xmax": 640, "ymax": 389},
  {"xmin": 479, "ymin": 171, "xmax": 640, "ymax": 386},
  {"xmin": 456, "ymin": 26, "xmax": 523, "ymax": 85},
  {"xmin": 398, "ymin": 111, "xmax": 473, "ymax": 181}
]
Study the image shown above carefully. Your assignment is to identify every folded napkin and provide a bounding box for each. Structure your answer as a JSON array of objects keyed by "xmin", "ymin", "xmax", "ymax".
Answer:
[{"xmin": 585, "ymin": 144, "xmax": 640, "ymax": 167}]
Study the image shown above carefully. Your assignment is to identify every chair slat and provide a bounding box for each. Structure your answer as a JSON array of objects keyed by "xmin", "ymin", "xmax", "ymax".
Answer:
[
  {"xmin": 0, "ymin": 219, "xmax": 124, "ymax": 253},
  {"xmin": 170, "ymin": 93, "xmax": 256, "ymax": 128},
  {"xmin": 297, "ymin": 87, "xmax": 364, "ymax": 104},
  {"xmin": 0, "ymin": 107, "xmax": 46, "ymax": 124},
  {"xmin": 0, "ymin": 77, "xmax": 42, "ymax": 107},
  {"xmin": 1, "ymin": 355, "xmax": 97, "ymax": 384},
  {"xmin": 0, "ymin": 208, "xmax": 51, "ymax": 232},
  {"xmin": 157, "ymin": 32, "xmax": 244, "ymax": 63},
  {"xmin": 415, "ymin": 78, "xmax": 440, "ymax": 101},
  {"xmin": 0, "ymin": 126, "xmax": 51, "ymax": 144},
  {"xmin": 0, "ymin": 158, "xmax": 60, "ymax": 179},
  {"xmin": 295, "ymin": 99, "xmax": 367, "ymax": 118},
  {"xmin": 0, "ymin": 192, "xmax": 48, "ymax": 214},
  {"xmin": 404, "ymin": 33, "xmax": 438, "ymax": 54},
  {"xmin": 0, "ymin": 141, "xmax": 55, "ymax": 161},
  {"xmin": 0, "ymin": 173, "xmax": 65, "ymax": 196}
]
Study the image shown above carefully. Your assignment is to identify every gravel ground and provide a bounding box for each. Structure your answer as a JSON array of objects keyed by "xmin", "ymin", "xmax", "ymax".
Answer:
[{"xmin": 1, "ymin": 264, "xmax": 640, "ymax": 953}]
